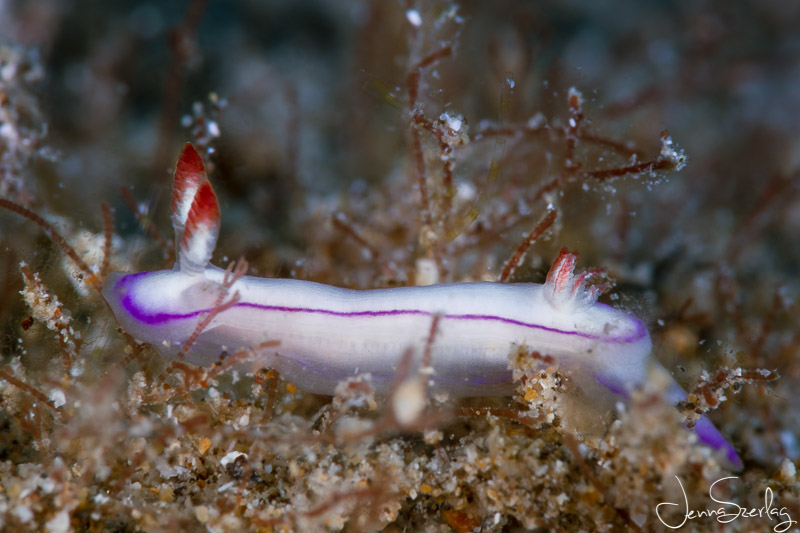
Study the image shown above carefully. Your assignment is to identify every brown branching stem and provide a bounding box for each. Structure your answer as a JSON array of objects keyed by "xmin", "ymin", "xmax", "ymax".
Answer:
[
  {"xmin": 475, "ymin": 125, "xmax": 640, "ymax": 159},
  {"xmin": 332, "ymin": 212, "xmax": 399, "ymax": 278},
  {"xmin": 19, "ymin": 263, "xmax": 77, "ymax": 376},
  {"xmin": 406, "ymin": 46, "xmax": 452, "ymax": 280},
  {"xmin": 564, "ymin": 89, "xmax": 584, "ymax": 171},
  {"xmin": 499, "ymin": 208, "xmax": 558, "ymax": 282},
  {"xmin": 532, "ymin": 157, "xmax": 675, "ymax": 203},
  {"xmin": 0, "ymin": 198, "xmax": 102, "ymax": 292},
  {"xmin": 411, "ymin": 113, "xmax": 456, "ymax": 213},
  {"xmin": 100, "ymin": 202, "xmax": 113, "ymax": 278},
  {"xmin": 154, "ymin": 0, "xmax": 209, "ymax": 175},
  {"xmin": 0, "ymin": 367, "xmax": 57, "ymax": 411},
  {"xmin": 174, "ymin": 258, "xmax": 248, "ymax": 361}
]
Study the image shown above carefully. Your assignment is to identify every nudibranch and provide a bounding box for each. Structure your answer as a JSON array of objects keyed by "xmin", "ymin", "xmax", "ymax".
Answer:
[{"xmin": 103, "ymin": 143, "xmax": 743, "ymax": 469}]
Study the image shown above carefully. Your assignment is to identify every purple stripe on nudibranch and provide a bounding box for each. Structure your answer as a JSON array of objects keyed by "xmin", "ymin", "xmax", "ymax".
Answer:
[
  {"xmin": 694, "ymin": 417, "xmax": 743, "ymax": 469},
  {"xmin": 114, "ymin": 273, "xmax": 647, "ymax": 345},
  {"xmin": 594, "ymin": 371, "xmax": 627, "ymax": 396}
]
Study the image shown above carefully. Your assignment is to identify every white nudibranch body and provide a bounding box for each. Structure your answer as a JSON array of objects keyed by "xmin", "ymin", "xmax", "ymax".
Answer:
[
  {"xmin": 102, "ymin": 143, "xmax": 743, "ymax": 469},
  {"xmin": 104, "ymin": 266, "xmax": 648, "ymax": 396}
]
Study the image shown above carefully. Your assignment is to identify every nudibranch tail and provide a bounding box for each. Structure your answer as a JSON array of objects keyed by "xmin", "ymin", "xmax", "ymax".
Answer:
[
  {"xmin": 664, "ymin": 380, "xmax": 744, "ymax": 470},
  {"xmin": 595, "ymin": 366, "xmax": 744, "ymax": 470},
  {"xmin": 693, "ymin": 416, "xmax": 743, "ymax": 470}
]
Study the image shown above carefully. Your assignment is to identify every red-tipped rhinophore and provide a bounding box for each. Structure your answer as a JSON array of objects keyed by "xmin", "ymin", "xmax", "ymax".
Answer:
[
  {"xmin": 170, "ymin": 144, "xmax": 220, "ymax": 272},
  {"xmin": 546, "ymin": 247, "xmax": 578, "ymax": 296},
  {"xmin": 180, "ymin": 181, "xmax": 220, "ymax": 271},
  {"xmin": 172, "ymin": 143, "xmax": 209, "ymax": 235},
  {"xmin": 544, "ymin": 247, "xmax": 606, "ymax": 310}
]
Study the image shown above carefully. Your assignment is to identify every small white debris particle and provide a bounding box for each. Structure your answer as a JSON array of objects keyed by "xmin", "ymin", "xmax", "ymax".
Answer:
[
  {"xmin": 415, "ymin": 258, "xmax": 438, "ymax": 286},
  {"xmin": 405, "ymin": 9, "xmax": 422, "ymax": 27},
  {"xmin": 220, "ymin": 450, "xmax": 247, "ymax": 467},
  {"xmin": 659, "ymin": 133, "xmax": 687, "ymax": 170},
  {"xmin": 527, "ymin": 112, "xmax": 545, "ymax": 128},
  {"xmin": 567, "ymin": 86, "xmax": 584, "ymax": 107},
  {"xmin": 0, "ymin": 122, "xmax": 15, "ymax": 140},
  {"xmin": 39, "ymin": 477, "xmax": 56, "ymax": 494},
  {"xmin": 217, "ymin": 481, "xmax": 235, "ymax": 493},
  {"xmin": 423, "ymin": 429, "xmax": 443, "ymax": 444},
  {"xmin": 439, "ymin": 112, "xmax": 462, "ymax": 132},
  {"xmin": 14, "ymin": 504, "xmax": 33, "ymax": 523},
  {"xmin": 456, "ymin": 181, "xmax": 476, "ymax": 202},
  {"xmin": 207, "ymin": 120, "xmax": 220, "ymax": 137},
  {"xmin": 156, "ymin": 460, "xmax": 177, "ymax": 480},
  {"xmin": 393, "ymin": 376, "xmax": 426, "ymax": 426},
  {"xmin": 49, "ymin": 388, "xmax": 66, "ymax": 408},
  {"xmin": 779, "ymin": 458, "xmax": 796, "ymax": 480},
  {"xmin": 45, "ymin": 510, "xmax": 70, "ymax": 533},
  {"xmin": 195, "ymin": 505, "xmax": 210, "ymax": 523}
]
